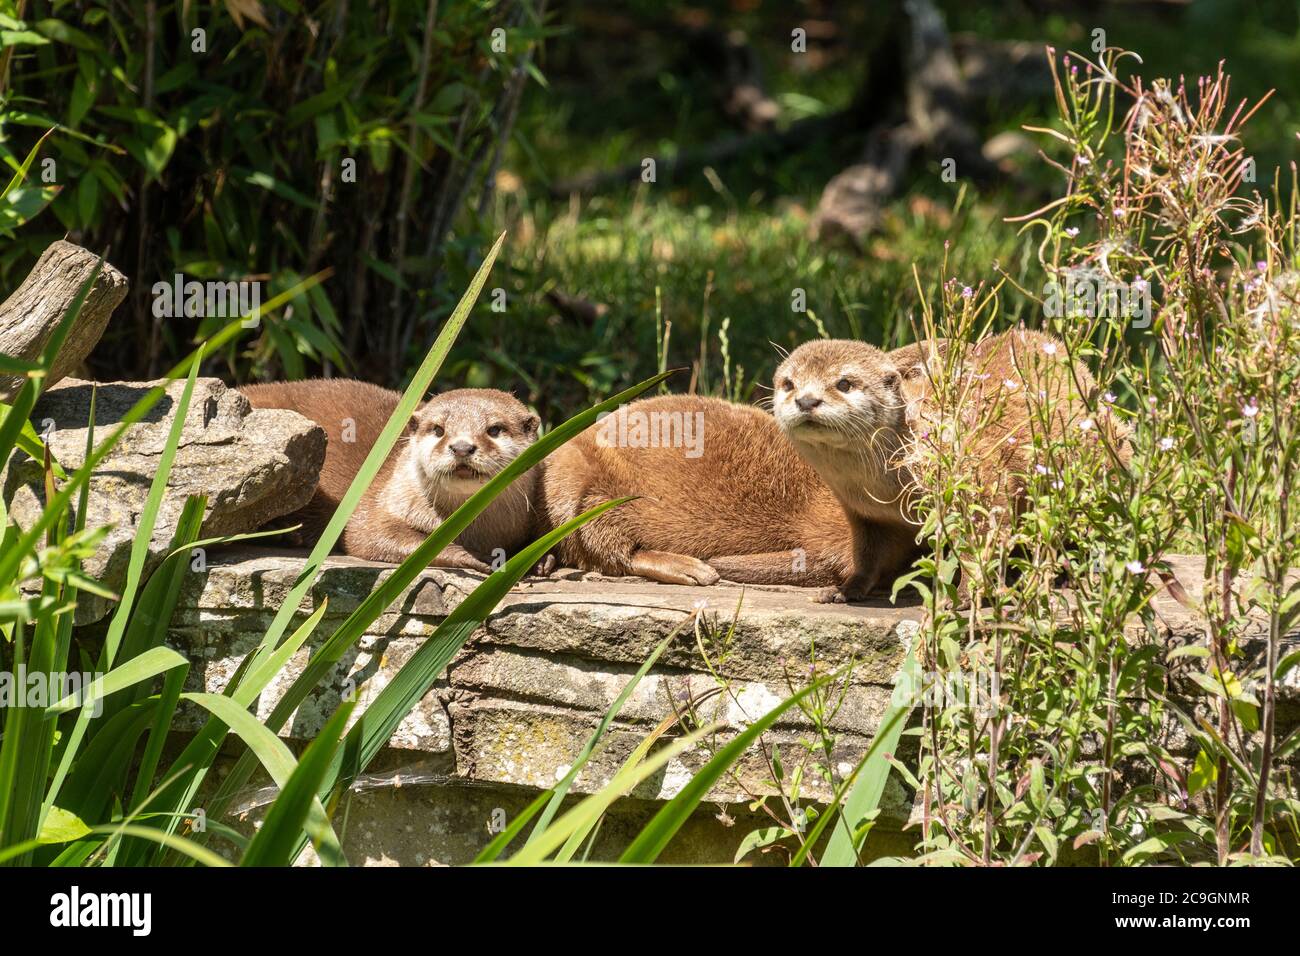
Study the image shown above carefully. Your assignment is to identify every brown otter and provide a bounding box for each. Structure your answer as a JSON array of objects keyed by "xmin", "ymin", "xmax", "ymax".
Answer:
[
  {"xmin": 240, "ymin": 379, "xmax": 540, "ymax": 568},
  {"xmin": 770, "ymin": 340, "xmax": 920, "ymax": 602},
  {"xmin": 773, "ymin": 328, "xmax": 1118, "ymax": 602},
  {"xmin": 539, "ymin": 394, "xmax": 853, "ymax": 587}
]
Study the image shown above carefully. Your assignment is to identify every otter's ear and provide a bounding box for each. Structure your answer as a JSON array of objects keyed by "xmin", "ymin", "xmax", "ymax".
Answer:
[
  {"xmin": 406, "ymin": 403, "xmax": 425, "ymax": 435},
  {"xmin": 891, "ymin": 340, "xmax": 947, "ymax": 379},
  {"xmin": 520, "ymin": 414, "xmax": 540, "ymax": 437}
]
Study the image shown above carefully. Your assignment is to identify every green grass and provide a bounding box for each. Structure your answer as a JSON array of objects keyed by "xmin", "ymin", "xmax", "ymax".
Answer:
[
  {"xmin": 471, "ymin": 188, "xmax": 1035, "ymax": 420},
  {"xmin": 461, "ymin": 0, "xmax": 1300, "ymax": 425}
]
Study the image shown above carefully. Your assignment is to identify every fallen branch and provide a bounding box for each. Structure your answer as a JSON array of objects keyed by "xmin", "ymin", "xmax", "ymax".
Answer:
[{"xmin": 0, "ymin": 240, "xmax": 128, "ymax": 401}]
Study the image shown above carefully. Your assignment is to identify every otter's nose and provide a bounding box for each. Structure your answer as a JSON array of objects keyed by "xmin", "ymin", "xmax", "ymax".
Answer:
[
  {"xmin": 795, "ymin": 394, "xmax": 823, "ymax": 413},
  {"xmin": 449, "ymin": 440, "xmax": 477, "ymax": 458}
]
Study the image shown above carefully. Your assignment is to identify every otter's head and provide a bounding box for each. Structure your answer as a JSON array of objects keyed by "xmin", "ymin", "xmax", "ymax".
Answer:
[
  {"xmin": 407, "ymin": 388, "xmax": 539, "ymax": 494},
  {"xmin": 772, "ymin": 340, "xmax": 909, "ymax": 451}
]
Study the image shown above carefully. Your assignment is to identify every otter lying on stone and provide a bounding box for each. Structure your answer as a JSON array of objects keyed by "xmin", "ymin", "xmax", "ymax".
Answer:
[
  {"xmin": 241, "ymin": 379, "xmax": 540, "ymax": 568},
  {"xmin": 538, "ymin": 394, "xmax": 853, "ymax": 587}
]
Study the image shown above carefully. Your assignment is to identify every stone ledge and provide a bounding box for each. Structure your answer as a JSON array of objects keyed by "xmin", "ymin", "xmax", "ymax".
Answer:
[
  {"xmin": 170, "ymin": 547, "xmax": 921, "ymax": 817},
  {"xmin": 166, "ymin": 548, "xmax": 1298, "ymax": 864}
]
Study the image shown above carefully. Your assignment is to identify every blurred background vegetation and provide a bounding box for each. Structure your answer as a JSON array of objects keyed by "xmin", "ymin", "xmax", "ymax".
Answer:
[{"xmin": 1, "ymin": 0, "xmax": 1297, "ymax": 422}]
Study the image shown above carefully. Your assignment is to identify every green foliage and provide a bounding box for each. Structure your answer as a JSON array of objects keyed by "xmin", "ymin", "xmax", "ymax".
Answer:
[
  {"xmin": 0, "ymin": 0, "xmax": 549, "ymax": 381},
  {"xmin": 901, "ymin": 49, "xmax": 1300, "ymax": 866}
]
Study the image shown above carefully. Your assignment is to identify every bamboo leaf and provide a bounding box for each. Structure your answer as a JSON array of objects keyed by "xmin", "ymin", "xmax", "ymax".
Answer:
[{"xmin": 0, "ymin": 127, "xmax": 53, "ymax": 201}]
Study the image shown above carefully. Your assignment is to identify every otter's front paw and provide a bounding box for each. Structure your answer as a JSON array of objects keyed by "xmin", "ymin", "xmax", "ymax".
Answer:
[
  {"xmin": 629, "ymin": 550, "xmax": 721, "ymax": 587},
  {"xmin": 531, "ymin": 553, "xmax": 558, "ymax": 577},
  {"xmin": 814, "ymin": 576, "xmax": 873, "ymax": 604},
  {"xmin": 435, "ymin": 546, "xmax": 494, "ymax": 573}
]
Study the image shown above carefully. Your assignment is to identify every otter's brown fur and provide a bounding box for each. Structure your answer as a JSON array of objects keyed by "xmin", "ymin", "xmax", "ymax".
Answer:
[
  {"xmin": 889, "ymin": 331, "xmax": 1126, "ymax": 507},
  {"xmin": 774, "ymin": 328, "xmax": 1124, "ymax": 601},
  {"xmin": 539, "ymin": 394, "xmax": 853, "ymax": 587},
  {"xmin": 241, "ymin": 379, "xmax": 540, "ymax": 567}
]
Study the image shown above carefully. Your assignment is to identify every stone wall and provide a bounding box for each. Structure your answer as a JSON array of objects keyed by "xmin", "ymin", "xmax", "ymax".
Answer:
[{"xmin": 166, "ymin": 549, "xmax": 1297, "ymax": 865}]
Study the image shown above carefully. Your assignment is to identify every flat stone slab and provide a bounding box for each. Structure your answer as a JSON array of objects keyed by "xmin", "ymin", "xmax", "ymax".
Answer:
[
  {"xmin": 167, "ymin": 548, "xmax": 1299, "ymax": 858},
  {"xmin": 170, "ymin": 547, "xmax": 924, "ymax": 820}
]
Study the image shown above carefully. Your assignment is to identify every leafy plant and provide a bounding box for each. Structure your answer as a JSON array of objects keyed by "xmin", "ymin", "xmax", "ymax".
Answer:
[
  {"xmin": 0, "ymin": 0, "xmax": 551, "ymax": 383},
  {"xmin": 900, "ymin": 48, "xmax": 1299, "ymax": 866},
  {"xmin": 0, "ymin": 233, "xmax": 669, "ymax": 866}
]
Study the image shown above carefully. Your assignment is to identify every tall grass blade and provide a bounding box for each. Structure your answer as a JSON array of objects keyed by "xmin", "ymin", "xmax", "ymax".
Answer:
[
  {"xmin": 819, "ymin": 643, "xmax": 921, "ymax": 865},
  {"xmin": 179, "ymin": 692, "xmax": 345, "ymax": 866},
  {"xmin": 41, "ymin": 352, "xmax": 201, "ymax": 815},
  {"xmin": 504, "ymin": 724, "xmax": 721, "ymax": 865},
  {"xmin": 328, "ymin": 497, "xmax": 635, "ymax": 796},
  {"xmin": 242, "ymin": 232, "xmax": 509, "ymax": 676},
  {"xmin": 95, "ymin": 495, "xmax": 206, "ymax": 730},
  {"xmin": 86, "ymin": 824, "xmax": 231, "ymax": 868},
  {"xmin": 617, "ymin": 672, "xmax": 840, "ymax": 864},
  {"xmin": 526, "ymin": 623, "xmax": 687, "ymax": 852},
  {"xmin": 150, "ymin": 234, "xmax": 511, "ymax": 834},
  {"xmin": 240, "ymin": 700, "xmax": 356, "ymax": 867},
  {"xmin": 472, "ymin": 789, "xmax": 556, "ymax": 864},
  {"xmin": 44, "ymin": 646, "xmax": 189, "ymax": 715}
]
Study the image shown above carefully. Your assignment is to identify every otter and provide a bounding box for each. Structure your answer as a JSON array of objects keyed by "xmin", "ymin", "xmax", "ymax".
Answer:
[
  {"xmin": 770, "ymin": 340, "xmax": 920, "ymax": 602},
  {"xmin": 773, "ymin": 328, "xmax": 1119, "ymax": 602},
  {"xmin": 539, "ymin": 394, "xmax": 853, "ymax": 587},
  {"xmin": 241, "ymin": 379, "xmax": 540, "ymax": 568}
]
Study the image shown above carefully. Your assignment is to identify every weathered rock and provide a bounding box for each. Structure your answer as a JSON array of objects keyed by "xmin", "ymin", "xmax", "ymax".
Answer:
[
  {"xmin": 169, "ymin": 547, "xmax": 922, "ymax": 863},
  {"xmin": 2, "ymin": 379, "xmax": 325, "ymax": 623}
]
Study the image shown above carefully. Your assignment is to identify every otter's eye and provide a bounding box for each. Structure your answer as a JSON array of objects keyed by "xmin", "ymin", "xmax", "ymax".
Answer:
[
  {"xmin": 781, "ymin": 379, "xmax": 794, "ymax": 392},
  {"xmin": 486, "ymin": 424, "xmax": 505, "ymax": 438},
  {"xmin": 835, "ymin": 378, "xmax": 854, "ymax": 393},
  {"xmin": 432, "ymin": 425, "xmax": 445, "ymax": 438},
  {"xmin": 882, "ymin": 372, "xmax": 900, "ymax": 389}
]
